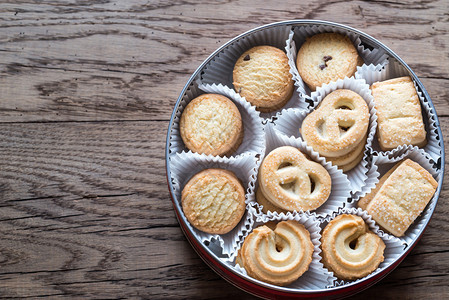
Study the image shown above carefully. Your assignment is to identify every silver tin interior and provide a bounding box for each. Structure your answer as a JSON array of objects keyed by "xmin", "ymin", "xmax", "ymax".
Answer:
[{"xmin": 165, "ymin": 20, "xmax": 445, "ymax": 296}]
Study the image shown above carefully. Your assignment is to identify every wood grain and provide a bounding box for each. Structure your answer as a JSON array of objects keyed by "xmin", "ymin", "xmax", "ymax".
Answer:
[
  {"xmin": 1, "ymin": 0, "xmax": 448, "ymax": 122},
  {"xmin": 0, "ymin": 0, "xmax": 448, "ymax": 299}
]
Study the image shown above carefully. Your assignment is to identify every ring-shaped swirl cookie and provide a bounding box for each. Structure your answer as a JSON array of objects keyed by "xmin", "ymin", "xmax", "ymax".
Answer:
[
  {"xmin": 259, "ymin": 146, "xmax": 331, "ymax": 211},
  {"xmin": 239, "ymin": 220, "xmax": 314, "ymax": 286},
  {"xmin": 321, "ymin": 214, "xmax": 385, "ymax": 280},
  {"xmin": 301, "ymin": 89, "xmax": 369, "ymax": 157}
]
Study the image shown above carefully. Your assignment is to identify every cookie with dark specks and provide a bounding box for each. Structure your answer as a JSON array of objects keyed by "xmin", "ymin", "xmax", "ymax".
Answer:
[
  {"xmin": 296, "ymin": 33, "xmax": 360, "ymax": 91},
  {"xmin": 233, "ymin": 46, "xmax": 294, "ymax": 112}
]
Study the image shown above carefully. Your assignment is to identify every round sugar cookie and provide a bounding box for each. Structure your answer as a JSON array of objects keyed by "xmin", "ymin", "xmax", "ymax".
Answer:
[
  {"xmin": 181, "ymin": 168, "xmax": 246, "ymax": 235},
  {"xmin": 180, "ymin": 94, "xmax": 243, "ymax": 156},
  {"xmin": 233, "ymin": 46, "xmax": 294, "ymax": 112}
]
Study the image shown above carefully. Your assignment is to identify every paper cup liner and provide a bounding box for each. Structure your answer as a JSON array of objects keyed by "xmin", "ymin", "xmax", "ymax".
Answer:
[
  {"xmin": 272, "ymin": 77, "xmax": 377, "ymax": 194},
  {"xmin": 252, "ymin": 122, "xmax": 351, "ymax": 219},
  {"xmin": 170, "ymin": 151, "xmax": 258, "ymax": 257},
  {"xmin": 286, "ymin": 25, "xmax": 389, "ymax": 96},
  {"xmin": 320, "ymin": 207, "xmax": 405, "ymax": 287},
  {"xmin": 230, "ymin": 211, "xmax": 334, "ymax": 290},
  {"xmin": 195, "ymin": 25, "xmax": 308, "ymax": 120},
  {"xmin": 355, "ymin": 58, "xmax": 442, "ymax": 163},
  {"xmin": 168, "ymin": 81, "xmax": 265, "ymax": 159},
  {"xmin": 353, "ymin": 146, "xmax": 441, "ymax": 245},
  {"xmin": 355, "ymin": 57, "xmax": 409, "ymax": 86},
  {"xmin": 351, "ymin": 152, "xmax": 379, "ymax": 200},
  {"xmin": 198, "ymin": 25, "xmax": 292, "ymax": 88},
  {"xmin": 168, "ymin": 81, "xmax": 201, "ymax": 157}
]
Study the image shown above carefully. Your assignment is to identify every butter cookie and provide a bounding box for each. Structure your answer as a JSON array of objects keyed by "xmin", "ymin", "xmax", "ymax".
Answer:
[
  {"xmin": 233, "ymin": 46, "xmax": 294, "ymax": 112},
  {"xmin": 180, "ymin": 94, "xmax": 243, "ymax": 156},
  {"xmin": 238, "ymin": 220, "xmax": 314, "ymax": 286},
  {"xmin": 360, "ymin": 159, "xmax": 437, "ymax": 237},
  {"xmin": 301, "ymin": 89, "xmax": 369, "ymax": 171},
  {"xmin": 371, "ymin": 76, "xmax": 427, "ymax": 151},
  {"xmin": 258, "ymin": 146, "xmax": 331, "ymax": 211},
  {"xmin": 296, "ymin": 33, "xmax": 360, "ymax": 91},
  {"xmin": 321, "ymin": 214, "xmax": 385, "ymax": 280},
  {"xmin": 182, "ymin": 168, "xmax": 245, "ymax": 234}
]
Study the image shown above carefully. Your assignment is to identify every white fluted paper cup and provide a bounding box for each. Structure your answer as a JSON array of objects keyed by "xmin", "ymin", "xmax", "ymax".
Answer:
[
  {"xmin": 170, "ymin": 152, "xmax": 258, "ymax": 257},
  {"xmin": 231, "ymin": 211, "xmax": 334, "ymax": 290},
  {"xmin": 198, "ymin": 25, "xmax": 292, "ymax": 88},
  {"xmin": 320, "ymin": 207, "xmax": 405, "ymax": 287},
  {"xmin": 286, "ymin": 25, "xmax": 389, "ymax": 96},
  {"xmin": 353, "ymin": 146, "xmax": 441, "ymax": 245},
  {"xmin": 168, "ymin": 81, "xmax": 265, "ymax": 159},
  {"xmin": 252, "ymin": 122, "xmax": 351, "ymax": 219},
  {"xmin": 355, "ymin": 58, "xmax": 442, "ymax": 163},
  {"xmin": 273, "ymin": 77, "xmax": 377, "ymax": 194},
  {"xmin": 195, "ymin": 25, "xmax": 307, "ymax": 120}
]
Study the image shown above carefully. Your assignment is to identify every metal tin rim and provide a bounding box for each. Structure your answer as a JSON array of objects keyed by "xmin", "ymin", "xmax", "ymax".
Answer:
[{"xmin": 165, "ymin": 19, "xmax": 445, "ymax": 298}]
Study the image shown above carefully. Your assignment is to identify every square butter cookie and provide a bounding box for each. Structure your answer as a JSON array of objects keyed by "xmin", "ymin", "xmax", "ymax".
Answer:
[
  {"xmin": 372, "ymin": 76, "xmax": 427, "ymax": 151},
  {"xmin": 362, "ymin": 159, "xmax": 437, "ymax": 237}
]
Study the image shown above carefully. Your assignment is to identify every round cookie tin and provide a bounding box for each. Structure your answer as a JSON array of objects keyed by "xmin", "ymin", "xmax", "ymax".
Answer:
[{"xmin": 165, "ymin": 20, "xmax": 445, "ymax": 299}]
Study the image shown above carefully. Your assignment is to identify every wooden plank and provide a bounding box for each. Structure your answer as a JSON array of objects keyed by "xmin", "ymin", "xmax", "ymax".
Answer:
[
  {"xmin": 0, "ymin": 120, "xmax": 249, "ymax": 298},
  {"xmin": 0, "ymin": 0, "xmax": 448, "ymax": 122},
  {"xmin": 0, "ymin": 119, "xmax": 448, "ymax": 298}
]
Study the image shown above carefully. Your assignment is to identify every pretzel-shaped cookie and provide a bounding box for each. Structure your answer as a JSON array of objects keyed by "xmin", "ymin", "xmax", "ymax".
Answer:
[
  {"xmin": 301, "ymin": 89, "xmax": 369, "ymax": 157},
  {"xmin": 256, "ymin": 186, "xmax": 288, "ymax": 215},
  {"xmin": 326, "ymin": 133, "xmax": 367, "ymax": 172},
  {"xmin": 259, "ymin": 146, "xmax": 331, "ymax": 211}
]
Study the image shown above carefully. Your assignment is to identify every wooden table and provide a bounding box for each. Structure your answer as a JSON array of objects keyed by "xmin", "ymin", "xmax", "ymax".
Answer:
[{"xmin": 1, "ymin": 1, "xmax": 448, "ymax": 299}]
